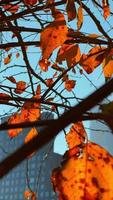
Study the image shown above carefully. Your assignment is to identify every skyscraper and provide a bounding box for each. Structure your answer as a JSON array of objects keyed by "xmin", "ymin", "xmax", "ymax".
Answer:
[{"xmin": 0, "ymin": 112, "xmax": 62, "ymax": 200}]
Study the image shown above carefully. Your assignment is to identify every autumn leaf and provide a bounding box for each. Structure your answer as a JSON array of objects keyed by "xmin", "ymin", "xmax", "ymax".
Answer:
[
  {"xmin": 102, "ymin": 0, "xmax": 110, "ymax": 19},
  {"xmin": 102, "ymin": 56, "xmax": 113, "ymax": 79},
  {"xmin": 51, "ymin": 142, "xmax": 113, "ymax": 200},
  {"xmin": 77, "ymin": 6, "xmax": 83, "ymax": 30},
  {"xmin": 8, "ymin": 113, "xmax": 22, "ymax": 138},
  {"xmin": 24, "ymin": 0, "xmax": 38, "ymax": 6},
  {"xmin": 39, "ymin": 59, "xmax": 51, "ymax": 72},
  {"xmin": 14, "ymin": 81, "xmax": 26, "ymax": 94},
  {"xmin": 6, "ymin": 76, "xmax": 16, "ymax": 84},
  {"xmin": 21, "ymin": 95, "xmax": 41, "ymax": 122},
  {"xmin": 40, "ymin": 9, "xmax": 68, "ymax": 60},
  {"xmin": 24, "ymin": 189, "xmax": 32, "ymax": 199},
  {"xmin": 3, "ymin": 4, "xmax": 19, "ymax": 13},
  {"xmin": 56, "ymin": 44, "xmax": 81, "ymax": 68},
  {"xmin": 4, "ymin": 54, "xmax": 11, "ymax": 65},
  {"xmin": 65, "ymin": 79, "xmax": 76, "ymax": 92},
  {"xmin": 0, "ymin": 93, "xmax": 11, "ymax": 103},
  {"xmin": 66, "ymin": 0, "xmax": 76, "ymax": 22},
  {"xmin": 24, "ymin": 127, "xmax": 38, "ymax": 157},
  {"xmin": 46, "ymin": 78, "xmax": 54, "ymax": 87},
  {"xmin": 80, "ymin": 46, "xmax": 106, "ymax": 74},
  {"xmin": 65, "ymin": 121, "xmax": 86, "ymax": 149}
]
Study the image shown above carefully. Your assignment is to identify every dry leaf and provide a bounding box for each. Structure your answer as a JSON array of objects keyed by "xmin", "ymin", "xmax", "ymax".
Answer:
[
  {"xmin": 24, "ymin": 0, "xmax": 38, "ymax": 5},
  {"xmin": 0, "ymin": 93, "xmax": 11, "ymax": 103},
  {"xmin": 6, "ymin": 76, "xmax": 16, "ymax": 84},
  {"xmin": 25, "ymin": 128, "xmax": 38, "ymax": 157},
  {"xmin": 65, "ymin": 80, "xmax": 76, "ymax": 92},
  {"xmin": 66, "ymin": 121, "xmax": 86, "ymax": 149},
  {"xmin": 56, "ymin": 44, "xmax": 81, "ymax": 68},
  {"xmin": 77, "ymin": 6, "xmax": 83, "ymax": 30},
  {"xmin": 4, "ymin": 55, "xmax": 11, "ymax": 65},
  {"xmin": 14, "ymin": 81, "xmax": 26, "ymax": 94},
  {"xmin": 102, "ymin": 0, "xmax": 110, "ymax": 19},
  {"xmin": 66, "ymin": 0, "xmax": 76, "ymax": 22},
  {"xmin": 40, "ymin": 9, "xmax": 68, "ymax": 59},
  {"xmin": 80, "ymin": 46, "xmax": 106, "ymax": 73},
  {"xmin": 46, "ymin": 78, "xmax": 54, "ymax": 87},
  {"xmin": 39, "ymin": 59, "xmax": 51, "ymax": 71},
  {"xmin": 8, "ymin": 113, "xmax": 22, "ymax": 138},
  {"xmin": 52, "ymin": 142, "xmax": 113, "ymax": 200},
  {"xmin": 102, "ymin": 56, "xmax": 113, "ymax": 78}
]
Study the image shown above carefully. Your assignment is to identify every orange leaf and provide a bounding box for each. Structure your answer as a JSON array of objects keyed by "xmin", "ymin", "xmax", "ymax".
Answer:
[
  {"xmin": 24, "ymin": 189, "xmax": 32, "ymax": 199},
  {"xmin": 8, "ymin": 113, "xmax": 22, "ymax": 138},
  {"xmin": 46, "ymin": 78, "xmax": 54, "ymax": 87},
  {"xmin": 6, "ymin": 76, "xmax": 16, "ymax": 84},
  {"xmin": 102, "ymin": 0, "xmax": 110, "ymax": 19},
  {"xmin": 40, "ymin": 9, "xmax": 68, "ymax": 60},
  {"xmin": 39, "ymin": 59, "xmax": 51, "ymax": 72},
  {"xmin": 52, "ymin": 142, "xmax": 113, "ymax": 200},
  {"xmin": 65, "ymin": 80, "xmax": 76, "ymax": 92},
  {"xmin": 25, "ymin": 128, "xmax": 38, "ymax": 157},
  {"xmin": 66, "ymin": 0, "xmax": 76, "ymax": 22},
  {"xmin": 21, "ymin": 95, "xmax": 41, "ymax": 122},
  {"xmin": 80, "ymin": 46, "xmax": 106, "ymax": 74},
  {"xmin": 4, "ymin": 55, "xmax": 11, "ymax": 65},
  {"xmin": 77, "ymin": 6, "xmax": 83, "ymax": 30},
  {"xmin": 56, "ymin": 44, "xmax": 81, "ymax": 68},
  {"xmin": 102, "ymin": 56, "xmax": 113, "ymax": 78},
  {"xmin": 14, "ymin": 81, "xmax": 26, "ymax": 94},
  {"xmin": 65, "ymin": 121, "xmax": 86, "ymax": 149}
]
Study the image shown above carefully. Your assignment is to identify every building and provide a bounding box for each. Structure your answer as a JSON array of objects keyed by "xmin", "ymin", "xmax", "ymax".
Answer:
[
  {"xmin": 0, "ymin": 112, "xmax": 62, "ymax": 200},
  {"xmin": 89, "ymin": 105, "xmax": 113, "ymax": 155}
]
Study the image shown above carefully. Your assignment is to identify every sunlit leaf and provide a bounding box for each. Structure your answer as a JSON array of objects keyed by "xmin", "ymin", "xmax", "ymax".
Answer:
[
  {"xmin": 66, "ymin": 121, "xmax": 86, "ymax": 149},
  {"xmin": 24, "ymin": 128, "xmax": 38, "ymax": 143},
  {"xmin": 102, "ymin": 56, "xmax": 113, "ymax": 78},
  {"xmin": 102, "ymin": 0, "xmax": 110, "ymax": 19},
  {"xmin": 8, "ymin": 113, "xmax": 22, "ymax": 138},
  {"xmin": 66, "ymin": 0, "xmax": 76, "ymax": 22},
  {"xmin": 52, "ymin": 142, "xmax": 113, "ymax": 200},
  {"xmin": 40, "ymin": 9, "xmax": 68, "ymax": 60},
  {"xmin": 77, "ymin": 6, "xmax": 83, "ymax": 30}
]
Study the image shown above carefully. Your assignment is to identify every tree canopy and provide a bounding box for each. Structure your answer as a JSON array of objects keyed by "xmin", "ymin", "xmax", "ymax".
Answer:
[{"xmin": 0, "ymin": 0, "xmax": 113, "ymax": 199}]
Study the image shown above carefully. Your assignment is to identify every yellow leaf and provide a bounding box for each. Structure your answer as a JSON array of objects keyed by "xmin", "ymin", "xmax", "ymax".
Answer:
[
  {"xmin": 77, "ymin": 6, "xmax": 83, "ymax": 30},
  {"xmin": 40, "ymin": 10, "xmax": 68, "ymax": 60}
]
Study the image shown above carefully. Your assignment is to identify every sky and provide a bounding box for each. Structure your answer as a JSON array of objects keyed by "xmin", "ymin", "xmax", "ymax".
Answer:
[{"xmin": 1, "ymin": 1, "xmax": 113, "ymax": 156}]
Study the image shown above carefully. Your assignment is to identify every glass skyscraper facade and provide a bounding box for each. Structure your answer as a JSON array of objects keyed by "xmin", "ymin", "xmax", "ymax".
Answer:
[{"xmin": 0, "ymin": 112, "xmax": 62, "ymax": 200}]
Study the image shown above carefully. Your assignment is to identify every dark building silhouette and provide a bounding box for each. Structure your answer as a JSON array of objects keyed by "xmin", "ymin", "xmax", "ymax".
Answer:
[{"xmin": 0, "ymin": 112, "xmax": 62, "ymax": 200}]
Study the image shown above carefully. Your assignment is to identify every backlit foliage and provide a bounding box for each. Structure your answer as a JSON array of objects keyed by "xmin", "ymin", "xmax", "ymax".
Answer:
[{"xmin": 0, "ymin": 0, "xmax": 113, "ymax": 199}]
